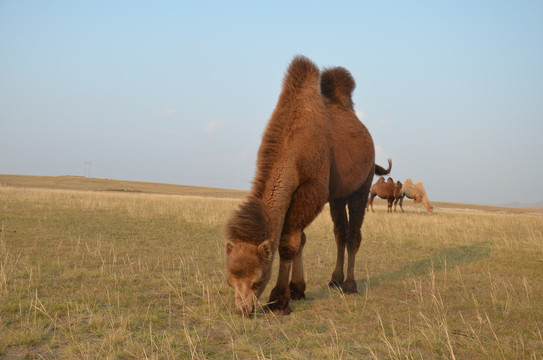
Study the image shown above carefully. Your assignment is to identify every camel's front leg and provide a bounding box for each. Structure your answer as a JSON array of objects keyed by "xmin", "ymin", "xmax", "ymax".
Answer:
[
  {"xmin": 268, "ymin": 180, "xmax": 327, "ymax": 314},
  {"xmin": 267, "ymin": 255, "xmax": 292, "ymax": 315},
  {"xmin": 289, "ymin": 232, "xmax": 306, "ymax": 300},
  {"xmin": 414, "ymin": 198, "xmax": 422, "ymax": 213},
  {"xmin": 267, "ymin": 231, "xmax": 302, "ymax": 315},
  {"xmin": 368, "ymin": 195, "xmax": 376, "ymax": 213}
]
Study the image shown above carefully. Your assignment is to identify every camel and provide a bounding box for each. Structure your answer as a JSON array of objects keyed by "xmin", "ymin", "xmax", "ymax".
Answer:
[
  {"xmin": 225, "ymin": 56, "xmax": 391, "ymax": 315},
  {"xmin": 393, "ymin": 181, "xmax": 404, "ymax": 211},
  {"xmin": 368, "ymin": 178, "xmax": 404, "ymax": 213},
  {"xmin": 401, "ymin": 178, "xmax": 433, "ymax": 213}
]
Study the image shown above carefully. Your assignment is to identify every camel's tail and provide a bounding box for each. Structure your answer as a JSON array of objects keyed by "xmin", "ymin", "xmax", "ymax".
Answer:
[
  {"xmin": 375, "ymin": 159, "xmax": 392, "ymax": 176},
  {"xmin": 281, "ymin": 55, "xmax": 320, "ymax": 96},
  {"xmin": 320, "ymin": 66, "xmax": 356, "ymax": 109}
]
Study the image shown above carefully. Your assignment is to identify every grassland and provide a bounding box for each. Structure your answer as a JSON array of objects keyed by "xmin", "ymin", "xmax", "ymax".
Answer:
[
  {"xmin": 0, "ymin": 175, "xmax": 247, "ymax": 199},
  {"xmin": 1, "ymin": 175, "xmax": 542, "ymax": 359}
]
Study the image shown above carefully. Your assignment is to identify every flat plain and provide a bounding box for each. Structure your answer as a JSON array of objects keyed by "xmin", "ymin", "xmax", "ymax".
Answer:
[{"xmin": 1, "ymin": 175, "xmax": 542, "ymax": 359}]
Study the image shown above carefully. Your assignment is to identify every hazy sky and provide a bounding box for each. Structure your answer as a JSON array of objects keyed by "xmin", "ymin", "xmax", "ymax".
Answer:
[{"xmin": 1, "ymin": 1, "xmax": 542, "ymax": 206}]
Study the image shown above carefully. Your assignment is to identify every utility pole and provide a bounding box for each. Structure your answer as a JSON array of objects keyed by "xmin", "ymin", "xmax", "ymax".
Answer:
[{"xmin": 84, "ymin": 161, "xmax": 92, "ymax": 177}]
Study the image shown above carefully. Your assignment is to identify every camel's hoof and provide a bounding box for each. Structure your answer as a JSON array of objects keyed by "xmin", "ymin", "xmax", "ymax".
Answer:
[
  {"xmin": 342, "ymin": 280, "xmax": 358, "ymax": 294},
  {"xmin": 267, "ymin": 287, "xmax": 291, "ymax": 314},
  {"xmin": 289, "ymin": 289, "xmax": 306, "ymax": 301},
  {"xmin": 328, "ymin": 279, "xmax": 343, "ymax": 290},
  {"xmin": 265, "ymin": 302, "xmax": 292, "ymax": 315},
  {"xmin": 289, "ymin": 283, "xmax": 306, "ymax": 301}
]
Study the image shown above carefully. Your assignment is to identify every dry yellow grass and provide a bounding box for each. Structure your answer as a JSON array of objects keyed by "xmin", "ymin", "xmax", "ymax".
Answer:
[
  {"xmin": 1, "ymin": 176, "xmax": 542, "ymax": 359},
  {"xmin": 0, "ymin": 174, "xmax": 248, "ymax": 199}
]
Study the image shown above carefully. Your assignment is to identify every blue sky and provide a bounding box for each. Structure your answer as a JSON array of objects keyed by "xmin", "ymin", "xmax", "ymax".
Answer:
[{"xmin": 1, "ymin": 1, "xmax": 542, "ymax": 206}]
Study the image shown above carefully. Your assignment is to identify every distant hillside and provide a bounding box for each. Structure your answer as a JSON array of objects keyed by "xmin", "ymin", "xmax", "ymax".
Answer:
[
  {"xmin": 505, "ymin": 201, "xmax": 543, "ymax": 209},
  {"xmin": 0, "ymin": 174, "xmax": 248, "ymax": 199},
  {"xmin": 2, "ymin": 174, "xmax": 543, "ymax": 215}
]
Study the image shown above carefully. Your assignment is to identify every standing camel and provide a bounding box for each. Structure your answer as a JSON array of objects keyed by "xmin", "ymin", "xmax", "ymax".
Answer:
[
  {"xmin": 368, "ymin": 177, "xmax": 403, "ymax": 213},
  {"xmin": 225, "ymin": 56, "xmax": 391, "ymax": 315}
]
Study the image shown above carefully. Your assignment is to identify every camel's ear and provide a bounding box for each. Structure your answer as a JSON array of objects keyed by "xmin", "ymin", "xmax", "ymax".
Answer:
[
  {"xmin": 258, "ymin": 241, "xmax": 272, "ymax": 263},
  {"xmin": 226, "ymin": 242, "xmax": 234, "ymax": 256}
]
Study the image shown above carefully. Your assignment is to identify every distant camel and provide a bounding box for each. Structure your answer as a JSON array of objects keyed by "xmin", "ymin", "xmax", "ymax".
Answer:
[
  {"xmin": 225, "ymin": 56, "xmax": 391, "ymax": 316},
  {"xmin": 368, "ymin": 177, "xmax": 403, "ymax": 213},
  {"xmin": 401, "ymin": 178, "xmax": 433, "ymax": 213},
  {"xmin": 393, "ymin": 180, "xmax": 404, "ymax": 211}
]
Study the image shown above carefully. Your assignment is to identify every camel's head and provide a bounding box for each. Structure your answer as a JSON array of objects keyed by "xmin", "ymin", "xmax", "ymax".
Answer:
[
  {"xmin": 224, "ymin": 196, "xmax": 272, "ymax": 315},
  {"xmin": 225, "ymin": 240, "xmax": 273, "ymax": 316},
  {"xmin": 423, "ymin": 198, "xmax": 434, "ymax": 213},
  {"xmin": 394, "ymin": 181, "xmax": 403, "ymax": 197}
]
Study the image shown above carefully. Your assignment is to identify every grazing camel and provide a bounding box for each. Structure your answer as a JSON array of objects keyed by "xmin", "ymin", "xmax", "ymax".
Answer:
[
  {"xmin": 368, "ymin": 177, "xmax": 403, "ymax": 213},
  {"xmin": 225, "ymin": 56, "xmax": 391, "ymax": 315},
  {"xmin": 401, "ymin": 178, "xmax": 433, "ymax": 213}
]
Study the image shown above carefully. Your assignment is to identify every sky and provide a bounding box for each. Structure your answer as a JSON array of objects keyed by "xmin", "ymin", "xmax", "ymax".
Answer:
[{"xmin": 1, "ymin": 1, "xmax": 542, "ymax": 206}]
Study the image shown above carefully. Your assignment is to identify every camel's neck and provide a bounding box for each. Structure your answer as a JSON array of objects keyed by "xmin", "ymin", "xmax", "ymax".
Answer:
[{"xmin": 255, "ymin": 166, "xmax": 297, "ymax": 251}]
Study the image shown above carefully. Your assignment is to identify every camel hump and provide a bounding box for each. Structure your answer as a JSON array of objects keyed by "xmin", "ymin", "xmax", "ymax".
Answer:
[
  {"xmin": 282, "ymin": 55, "xmax": 320, "ymax": 94},
  {"xmin": 320, "ymin": 66, "xmax": 356, "ymax": 109}
]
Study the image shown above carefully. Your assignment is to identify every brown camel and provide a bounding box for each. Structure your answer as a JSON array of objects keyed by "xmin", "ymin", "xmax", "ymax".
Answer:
[
  {"xmin": 393, "ymin": 180, "xmax": 404, "ymax": 211},
  {"xmin": 225, "ymin": 56, "xmax": 391, "ymax": 315},
  {"xmin": 368, "ymin": 177, "xmax": 403, "ymax": 213},
  {"xmin": 401, "ymin": 178, "xmax": 433, "ymax": 213}
]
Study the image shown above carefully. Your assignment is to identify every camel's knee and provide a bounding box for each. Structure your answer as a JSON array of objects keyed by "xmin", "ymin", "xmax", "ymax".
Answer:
[
  {"xmin": 279, "ymin": 243, "xmax": 298, "ymax": 260},
  {"xmin": 279, "ymin": 231, "xmax": 305, "ymax": 260},
  {"xmin": 346, "ymin": 233, "xmax": 362, "ymax": 253},
  {"xmin": 333, "ymin": 220, "xmax": 348, "ymax": 241}
]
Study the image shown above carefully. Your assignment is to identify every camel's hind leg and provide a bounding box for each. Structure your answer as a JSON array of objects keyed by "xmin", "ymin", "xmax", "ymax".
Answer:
[
  {"xmin": 343, "ymin": 179, "xmax": 372, "ymax": 293},
  {"xmin": 329, "ymin": 197, "xmax": 348, "ymax": 288}
]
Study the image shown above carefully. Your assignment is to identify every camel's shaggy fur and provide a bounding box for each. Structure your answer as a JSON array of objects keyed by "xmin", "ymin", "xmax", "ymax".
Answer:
[{"xmin": 225, "ymin": 56, "xmax": 390, "ymax": 315}]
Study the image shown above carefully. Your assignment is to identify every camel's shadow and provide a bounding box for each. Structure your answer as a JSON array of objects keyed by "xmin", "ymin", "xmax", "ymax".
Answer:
[
  {"xmin": 308, "ymin": 241, "xmax": 491, "ymax": 301},
  {"xmin": 364, "ymin": 241, "xmax": 491, "ymax": 288}
]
